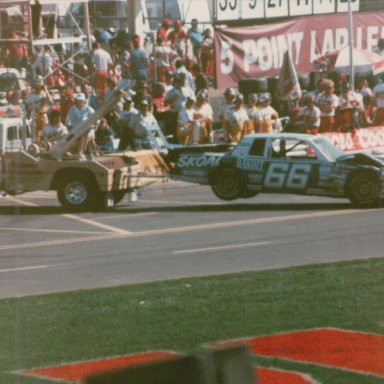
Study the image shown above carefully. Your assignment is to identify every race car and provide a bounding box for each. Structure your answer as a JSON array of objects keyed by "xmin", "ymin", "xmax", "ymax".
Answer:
[{"xmin": 167, "ymin": 133, "xmax": 384, "ymax": 207}]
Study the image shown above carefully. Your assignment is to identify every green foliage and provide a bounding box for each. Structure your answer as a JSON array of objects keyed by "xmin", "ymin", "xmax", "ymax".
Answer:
[{"xmin": 0, "ymin": 258, "xmax": 383, "ymax": 383}]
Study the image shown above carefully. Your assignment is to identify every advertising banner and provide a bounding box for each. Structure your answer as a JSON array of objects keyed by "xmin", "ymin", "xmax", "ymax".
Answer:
[
  {"xmin": 320, "ymin": 126, "xmax": 384, "ymax": 152},
  {"xmin": 214, "ymin": 11, "xmax": 384, "ymax": 88}
]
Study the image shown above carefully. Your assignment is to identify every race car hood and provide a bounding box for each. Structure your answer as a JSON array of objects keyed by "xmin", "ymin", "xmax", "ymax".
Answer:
[{"xmin": 336, "ymin": 152, "xmax": 384, "ymax": 168}]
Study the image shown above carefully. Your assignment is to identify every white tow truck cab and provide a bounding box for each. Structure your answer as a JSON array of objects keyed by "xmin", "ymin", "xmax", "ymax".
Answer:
[{"xmin": 0, "ymin": 105, "xmax": 32, "ymax": 155}]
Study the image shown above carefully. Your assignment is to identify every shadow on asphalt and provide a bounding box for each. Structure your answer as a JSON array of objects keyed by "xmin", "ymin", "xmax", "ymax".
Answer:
[{"xmin": 0, "ymin": 202, "xmax": 357, "ymax": 215}]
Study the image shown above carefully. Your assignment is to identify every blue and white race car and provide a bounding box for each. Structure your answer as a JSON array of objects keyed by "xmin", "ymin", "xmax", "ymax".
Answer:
[{"xmin": 167, "ymin": 133, "xmax": 384, "ymax": 207}]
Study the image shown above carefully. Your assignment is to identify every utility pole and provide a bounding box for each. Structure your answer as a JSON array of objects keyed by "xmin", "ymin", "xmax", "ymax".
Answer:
[{"xmin": 348, "ymin": 0, "xmax": 354, "ymax": 90}]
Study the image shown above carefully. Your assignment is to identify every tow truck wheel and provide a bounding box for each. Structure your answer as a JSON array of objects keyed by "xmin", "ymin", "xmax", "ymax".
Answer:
[
  {"xmin": 57, "ymin": 175, "xmax": 98, "ymax": 212},
  {"xmin": 347, "ymin": 172, "xmax": 380, "ymax": 207},
  {"xmin": 211, "ymin": 167, "xmax": 241, "ymax": 201}
]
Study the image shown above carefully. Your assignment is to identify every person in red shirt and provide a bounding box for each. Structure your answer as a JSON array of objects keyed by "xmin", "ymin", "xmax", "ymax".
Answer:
[
  {"xmin": 6, "ymin": 31, "xmax": 28, "ymax": 70},
  {"xmin": 59, "ymin": 88, "xmax": 74, "ymax": 124},
  {"xmin": 157, "ymin": 18, "xmax": 171, "ymax": 44}
]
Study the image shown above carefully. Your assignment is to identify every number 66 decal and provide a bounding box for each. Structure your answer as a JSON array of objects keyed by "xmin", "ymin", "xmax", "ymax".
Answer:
[{"xmin": 264, "ymin": 163, "xmax": 312, "ymax": 189}]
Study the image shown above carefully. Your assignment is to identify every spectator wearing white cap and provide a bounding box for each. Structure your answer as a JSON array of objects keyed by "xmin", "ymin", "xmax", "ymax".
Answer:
[
  {"xmin": 177, "ymin": 97, "xmax": 200, "ymax": 145},
  {"xmin": 224, "ymin": 94, "xmax": 248, "ymax": 143},
  {"xmin": 244, "ymin": 93, "xmax": 259, "ymax": 134},
  {"xmin": 130, "ymin": 99, "xmax": 159, "ymax": 149},
  {"xmin": 193, "ymin": 91, "xmax": 213, "ymax": 143},
  {"xmin": 254, "ymin": 93, "xmax": 279, "ymax": 133},
  {"xmin": 217, "ymin": 87, "xmax": 236, "ymax": 141},
  {"xmin": 65, "ymin": 93, "xmax": 95, "ymax": 131}
]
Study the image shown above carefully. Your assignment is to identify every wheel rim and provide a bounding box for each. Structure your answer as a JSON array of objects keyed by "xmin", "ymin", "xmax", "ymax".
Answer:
[
  {"xmin": 351, "ymin": 176, "xmax": 378, "ymax": 203},
  {"xmin": 215, "ymin": 170, "xmax": 239, "ymax": 198},
  {"xmin": 64, "ymin": 181, "xmax": 88, "ymax": 205}
]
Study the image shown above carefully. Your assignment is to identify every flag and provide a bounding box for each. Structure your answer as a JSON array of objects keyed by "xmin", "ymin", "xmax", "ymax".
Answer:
[{"xmin": 275, "ymin": 50, "xmax": 302, "ymax": 101}]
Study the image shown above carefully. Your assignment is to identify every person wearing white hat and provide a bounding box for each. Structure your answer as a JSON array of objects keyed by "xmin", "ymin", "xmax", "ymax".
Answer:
[
  {"xmin": 193, "ymin": 91, "xmax": 213, "ymax": 143},
  {"xmin": 244, "ymin": 93, "xmax": 259, "ymax": 134},
  {"xmin": 255, "ymin": 93, "xmax": 279, "ymax": 133},
  {"xmin": 224, "ymin": 94, "xmax": 249, "ymax": 143},
  {"xmin": 65, "ymin": 93, "xmax": 95, "ymax": 131},
  {"xmin": 177, "ymin": 97, "xmax": 200, "ymax": 145},
  {"xmin": 65, "ymin": 93, "xmax": 96, "ymax": 154},
  {"xmin": 130, "ymin": 99, "xmax": 159, "ymax": 149},
  {"xmin": 217, "ymin": 88, "xmax": 236, "ymax": 141}
]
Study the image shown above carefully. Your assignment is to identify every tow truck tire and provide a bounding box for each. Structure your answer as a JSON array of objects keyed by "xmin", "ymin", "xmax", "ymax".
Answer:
[
  {"xmin": 57, "ymin": 175, "xmax": 98, "ymax": 212},
  {"xmin": 347, "ymin": 172, "xmax": 380, "ymax": 207},
  {"xmin": 211, "ymin": 167, "xmax": 241, "ymax": 201}
]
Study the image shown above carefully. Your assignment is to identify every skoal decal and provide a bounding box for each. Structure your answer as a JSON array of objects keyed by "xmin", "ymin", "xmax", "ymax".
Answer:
[{"xmin": 177, "ymin": 155, "xmax": 222, "ymax": 168}]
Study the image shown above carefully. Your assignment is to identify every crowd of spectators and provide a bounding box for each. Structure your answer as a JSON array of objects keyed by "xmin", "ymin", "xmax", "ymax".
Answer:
[
  {"xmin": 1, "ymin": 17, "xmax": 384, "ymax": 153},
  {"xmin": 0, "ymin": 16, "xmax": 216, "ymax": 151},
  {"xmin": 286, "ymin": 72, "xmax": 384, "ymax": 134}
]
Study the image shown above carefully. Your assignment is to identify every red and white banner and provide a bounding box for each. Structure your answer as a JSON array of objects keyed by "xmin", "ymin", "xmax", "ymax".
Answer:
[
  {"xmin": 320, "ymin": 126, "xmax": 384, "ymax": 152},
  {"xmin": 214, "ymin": 11, "xmax": 384, "ymax": 88}
]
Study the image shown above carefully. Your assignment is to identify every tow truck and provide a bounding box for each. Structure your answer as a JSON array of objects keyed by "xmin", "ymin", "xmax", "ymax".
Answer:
[{"xmin": 0, "ymin": 87, "xmax": 147, "ymax": 212}]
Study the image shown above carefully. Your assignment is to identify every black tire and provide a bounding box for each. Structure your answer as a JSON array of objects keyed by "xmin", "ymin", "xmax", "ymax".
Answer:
[
  {"xmin": 211, "ymin": 167, "xmax": 242, "ymax": 201},
  {"xmin": 57, "ymin": 174, "xmax": 99, "ymax": 212},
  {"xmin": 347, "ymin": 172, "xmax": 380, "ymax": 207},
  {"xmin": 238, "ymin": 78, "xmax": 268, "ymax": 99}
]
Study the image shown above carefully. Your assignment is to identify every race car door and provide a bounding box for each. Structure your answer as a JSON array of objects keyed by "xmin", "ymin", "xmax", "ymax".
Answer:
[{"xmin": 261, "ymin": 137, "xmax": 322, "ymax": 193}]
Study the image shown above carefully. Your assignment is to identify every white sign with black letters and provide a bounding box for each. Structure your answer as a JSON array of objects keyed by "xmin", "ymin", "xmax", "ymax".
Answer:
[
  {"xmin": 289, "ymin": 0, "xmax": 313, "ymax": 16},
  {"xmin": 214, "ymin": 0, "xmax": 360, "ymax": 22}
]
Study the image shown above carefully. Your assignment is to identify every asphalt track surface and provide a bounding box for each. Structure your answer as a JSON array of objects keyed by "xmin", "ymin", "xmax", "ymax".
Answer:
[{"xmin": 1, "ymin": 181, "xmax": 384, "ymax": 299}]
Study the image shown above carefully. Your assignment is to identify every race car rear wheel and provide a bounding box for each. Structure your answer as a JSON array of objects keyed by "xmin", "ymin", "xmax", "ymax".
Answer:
[
  {"xmin": 57, "ymin": 174, "xmax": 99, "ymax": 212},
  {"xmin": 211, "ymin": 167, "xmax": 242, "ymax": 201},
  {"xmin": 347, "ymin": 172, "xmax": 380, "ymax": 207}
]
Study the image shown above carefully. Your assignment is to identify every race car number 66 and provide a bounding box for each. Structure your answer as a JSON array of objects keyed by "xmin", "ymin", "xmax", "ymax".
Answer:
[{"xmin": 264, "ymin": 163, "xmax": 312, "ymax": 189}]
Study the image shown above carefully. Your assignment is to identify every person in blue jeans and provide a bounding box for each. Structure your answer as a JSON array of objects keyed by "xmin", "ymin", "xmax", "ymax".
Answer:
[
  {"xmin": 188, "ymin": 19, "xmax": 203, "ymax": 67},
  {"xmin": 129, "ymin": 35, "xmax": 149, "ymax": 82}
]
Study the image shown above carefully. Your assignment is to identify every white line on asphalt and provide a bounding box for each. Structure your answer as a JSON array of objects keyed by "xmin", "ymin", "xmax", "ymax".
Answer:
[
  {"xmin": 5, "ymin": 195, "xmax": 132, "ymax": 235},
  {"xmin": 62, "ymin": 214, "xmax": 132, "ymax": 234},
  {"xmin": 1, "ymin": 207, "xmax": 381, "ymax": 252},
  {"xmin": 0, "ymin": 265, "xmax": 50, "ymax": 273},
  {"xmin": 0, "ymin": 234, "xmax": 118, "ymax": 251},
  {"xmin": 5, "ymin": 196, "xmax": 36, "ymax": 207},
  {"xmin": 173, "ymin": 241, "xmax": 271, "ymax": 255},
  {"xmin": 98, "ymin": 212, "xmax": 157, "ymax": 221},
  {"xmin": 131, "ymin": 209, "xmax": 372, "ymax": 237},
  {"xmin": 139, "ymin": 199, "xmax": 222, "ymax": 206},
  {"xmin": 0, "ymin": 227, "xmax": 108, "ymax": 235}
]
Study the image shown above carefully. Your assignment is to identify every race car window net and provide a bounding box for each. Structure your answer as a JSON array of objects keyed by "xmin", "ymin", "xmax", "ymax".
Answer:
[{"xmin": 249, "ymin": 138, "xmax": 266, "ymax": 156}]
